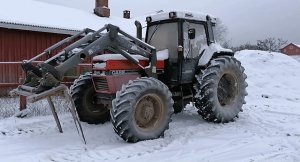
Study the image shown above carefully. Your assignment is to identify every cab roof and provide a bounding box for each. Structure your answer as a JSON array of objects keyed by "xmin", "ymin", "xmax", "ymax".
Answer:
[{"xmin": 147, "ymin": 11, "xmax": 217, "ymax": 23}]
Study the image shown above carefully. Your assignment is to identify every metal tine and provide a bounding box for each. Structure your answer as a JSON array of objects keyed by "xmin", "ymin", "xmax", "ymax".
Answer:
[
  {"xmin": 13, "ymin": 84, "xmax": 87, "ymax": 144},
  {"xmin": 19, "ymin": 85, "xmax": 35, "ymax": 93},
  {"xmin": 64, "ymin": 90, "xmax": 87, "ymax": 144},
  {"xmin": 47, "ymin": 96, "xmax": 63, "ymax": 133}
]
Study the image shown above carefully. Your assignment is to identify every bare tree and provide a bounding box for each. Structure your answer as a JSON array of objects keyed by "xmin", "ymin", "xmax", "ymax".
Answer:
[
  {"xmin": 214, "ymin": 18, "xmax": 229, "ymax": 45},
  {"xmin": 232, "ymin": 42, "xmax": 259, "ymax": 52},
  {"xmin": 257, "ymin": 38, "xmax": 288, "ymax": 52}
]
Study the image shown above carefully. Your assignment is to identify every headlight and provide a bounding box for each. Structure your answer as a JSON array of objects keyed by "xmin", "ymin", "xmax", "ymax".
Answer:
[
  {"xmin": 146, "ymin": 16, "xmax": 152, "ymax": 23},
  {"xmin": 169, "ymin": 12, "xmax": 177, "ymax": 18}
]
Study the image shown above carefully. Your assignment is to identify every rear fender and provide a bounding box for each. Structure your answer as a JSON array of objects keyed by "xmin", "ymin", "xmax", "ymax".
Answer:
[{"xmin": 198, "ymin": 43, "xmax": 234, "ymax": 67}]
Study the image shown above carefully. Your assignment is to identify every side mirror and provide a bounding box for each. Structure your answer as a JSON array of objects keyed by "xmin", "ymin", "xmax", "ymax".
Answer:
[{"xmin": 188, "ymin": 28, "xmax": 196, "ymax": 40}]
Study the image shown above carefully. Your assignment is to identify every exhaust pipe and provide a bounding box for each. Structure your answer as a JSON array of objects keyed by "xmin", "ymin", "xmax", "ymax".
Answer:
[{"xmin": 135, "ymin": 21, "xmax": 142, "ymax": 40}]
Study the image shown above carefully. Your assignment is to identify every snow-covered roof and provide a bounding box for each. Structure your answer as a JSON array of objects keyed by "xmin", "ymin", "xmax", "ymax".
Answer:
[
  {"xmin": 148, "ymin": 11, "xmax": 217, "ymax": 23},
  {"xmin": 290, "ymin": 43, "xmax": 300, "ymax": 48},
  {"xmin": 280, "ymin": 43, "xmax": 300, "ymax": 50},
  {"xmin": 0, "ymin": 0, "xmax": 136, "ymax": 35}
]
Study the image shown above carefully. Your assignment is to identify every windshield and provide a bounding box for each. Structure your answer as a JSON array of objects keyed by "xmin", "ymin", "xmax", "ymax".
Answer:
[{"xmin": 146, "ymin": 22, "xmax": 178, "ymax": 61}]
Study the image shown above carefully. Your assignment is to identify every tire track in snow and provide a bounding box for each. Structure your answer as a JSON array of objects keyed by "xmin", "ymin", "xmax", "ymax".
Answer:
[
  {"xmin": 0, "ymin": 114, "xmax": 74, "ymax": 138},
  {"xmin": 40, "ymin": 111, "xmax": 203, "ymax": 162},
  {"xmin": 44, "ymin": 133, "xmax": 174, "ymax": 162}
]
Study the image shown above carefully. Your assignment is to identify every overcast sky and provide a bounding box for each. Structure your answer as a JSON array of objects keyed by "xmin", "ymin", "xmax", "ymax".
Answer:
[{"xmin": 37, "ymin": 0, "xmax": 300, "ymax": 46}]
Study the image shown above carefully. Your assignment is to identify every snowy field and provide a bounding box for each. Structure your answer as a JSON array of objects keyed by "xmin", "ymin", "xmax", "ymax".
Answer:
[
  {"xmin": 293, "ymin": 56, "xmax": 300, "ymax": 62},
  {"xmin": 0, "ymin": 50, "xmax": 300, "ymax": 162}
]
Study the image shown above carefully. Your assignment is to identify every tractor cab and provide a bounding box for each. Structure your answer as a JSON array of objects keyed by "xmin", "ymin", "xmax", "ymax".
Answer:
[{"xmin": 145, "ymin": 11, "xmax": 217, "ymax": 85}]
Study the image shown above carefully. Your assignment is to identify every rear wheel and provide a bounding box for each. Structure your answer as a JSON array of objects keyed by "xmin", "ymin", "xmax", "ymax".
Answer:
[
  {"xmin": 70, "ymin": 74, "xmax": 110, "ymax": 124},
  {"xmin": 195, "ymin": 56, "xmax": 247, "ymax": 123},
  {"xmin": 111, "ymin": 77, "xmax": 173, "ymax": 143}
]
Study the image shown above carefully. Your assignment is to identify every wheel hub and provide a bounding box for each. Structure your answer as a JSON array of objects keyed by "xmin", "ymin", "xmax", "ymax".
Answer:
[
  {"xmin": 85, "ymin": 88, "xmax": 109, "ymax": 114},
  {"xmin": 134, "ymin": 94, "xmax": 163, "ymax": 131},
  {"xmin": 217, "ymin": 73, "xmax": 238, "ymax": 107}
]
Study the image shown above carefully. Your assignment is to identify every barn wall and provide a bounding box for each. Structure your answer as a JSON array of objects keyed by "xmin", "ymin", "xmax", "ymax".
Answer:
[
  {"xmin": 281, "ymin": 44, "xmax": 300, "ymax": 56},
  {"xmin": 0, "ymin": 28, "xmax": 70, "ymax": 95}
]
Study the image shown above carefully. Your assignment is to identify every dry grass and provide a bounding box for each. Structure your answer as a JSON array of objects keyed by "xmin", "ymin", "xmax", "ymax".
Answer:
[{"xmin": 0, "ymin": 96, "xmax": 71, "ymax": 119}]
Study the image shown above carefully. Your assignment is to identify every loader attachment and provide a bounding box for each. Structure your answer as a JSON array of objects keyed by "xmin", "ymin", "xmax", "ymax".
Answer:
[
  {"xmin": 19, "ymin": 24, "xmax": 158, "ymax": 94},
  {"xmin": 10, "ymin": 85, "xmax": 87, "ymax": 144}
]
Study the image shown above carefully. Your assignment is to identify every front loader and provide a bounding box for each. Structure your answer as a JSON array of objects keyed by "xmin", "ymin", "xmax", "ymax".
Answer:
[{"xmin": 11, "ymin": 11, "xmax": 247, "ymax": 143}]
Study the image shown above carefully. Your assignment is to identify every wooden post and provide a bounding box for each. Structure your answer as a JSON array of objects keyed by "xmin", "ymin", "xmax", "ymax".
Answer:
[
  {"xmin": 47, "ymin": 96, "xmax": 63, "ymax": 133},
  {"xmin": 19, "ymin": 77, "xmax": 27, "ymax": 111},
  {"xmin": 20, "ymin": 95, "xmax": 27, "ymax": 111}
]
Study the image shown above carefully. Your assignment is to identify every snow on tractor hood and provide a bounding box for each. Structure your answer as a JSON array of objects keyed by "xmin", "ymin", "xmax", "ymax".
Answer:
[
  {"xmin": 198, "ymin": 43, "xmax": 233, "ymax": 66},
  {"xmin": 93, "ymin": 49, "xmax": 169, "ymax": 62}
]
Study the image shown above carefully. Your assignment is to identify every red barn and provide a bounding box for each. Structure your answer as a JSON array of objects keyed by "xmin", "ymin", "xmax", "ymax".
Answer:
[
  {"xmin": 0, "ymin": 22, "xmax": 79, "ymax": 96},
  {"xmin": 280, "ymin": 43, "xmax": 300, "ymax": 56},
  {"xmin": 0, "ymin": 0, "xmax": 134, "ymax": 96}
]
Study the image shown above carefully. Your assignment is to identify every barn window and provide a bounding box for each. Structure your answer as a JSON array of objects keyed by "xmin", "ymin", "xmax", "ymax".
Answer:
[
  {"xmin": 290, "ymin": 46, "xmax": 293, "ymax": 49},
  {"xmin": 283, "ymin": 49, "xmax": 286, "ymax": 53},
  {"xmin": 296, "ymin": 49, "xmax": 299, "ymax": 52}
]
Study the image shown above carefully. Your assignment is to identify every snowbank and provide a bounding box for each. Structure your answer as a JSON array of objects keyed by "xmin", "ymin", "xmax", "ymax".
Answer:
[
  {"xmin": 236, "ymin": 50, "xmax": 300, "ymax": 103},
  {"xmin": 292, "ymin": 56, "xmax": 300, "ymax": 62}
]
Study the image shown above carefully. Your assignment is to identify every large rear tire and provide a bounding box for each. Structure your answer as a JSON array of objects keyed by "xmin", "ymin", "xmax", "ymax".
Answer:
[
  {"xmin": 111, "ymin": 77, "xmax": 173, "ymax": 143},
  {"xmin": 195, "ymin": 56, "xmax": 247, "ymax": 123},
  {"xmin": 70, "ymin": 74, "xmax": 110, "ymax": 124}
]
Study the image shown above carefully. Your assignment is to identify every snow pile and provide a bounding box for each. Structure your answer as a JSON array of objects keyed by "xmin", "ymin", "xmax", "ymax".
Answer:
[
  {"xmin": 0, "ymin": 50, "xmax": 300, "ymax": 162},
  {"xmin": 236, "ymin": 50, "xmax": 300, "ymax": 103},
  {"xmin": 292, "ymin": 56, "xmax": 300, "ymax": 62}
]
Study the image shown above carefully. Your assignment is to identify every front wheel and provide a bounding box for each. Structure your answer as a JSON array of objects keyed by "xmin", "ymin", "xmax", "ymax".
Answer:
[
  {"xmin": 111, "ymin": 77, "xmax": 173, "ymax": 143},
  {"xmin": 195, "ymin": 56, "xmax": 247, "ymax": 123},
  {"xmin": 70, "ymin": 74, "xmax": 110, "ymax": 124}
]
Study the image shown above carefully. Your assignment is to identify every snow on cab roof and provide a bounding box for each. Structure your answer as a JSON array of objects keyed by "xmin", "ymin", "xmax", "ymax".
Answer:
[
  {"xmin": 148, "ymin": 11, "xmax": 217, "ymax": 23},
  {"xmin": 0, "ymin": 0, "xmax": 136, "ymax": 35}
]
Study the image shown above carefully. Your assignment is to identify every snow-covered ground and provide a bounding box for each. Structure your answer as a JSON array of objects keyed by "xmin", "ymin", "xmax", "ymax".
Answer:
[
  {"xmin": 1, "ymin": 50, "xmax": 300, "ymax": 162},
  {"xmin": 292, "ymin": 56, "xmax": 300, "ymax": 62}
]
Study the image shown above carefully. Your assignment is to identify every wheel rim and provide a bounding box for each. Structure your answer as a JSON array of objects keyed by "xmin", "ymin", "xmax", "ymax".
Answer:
[
  {"xmin": 217, "ymin": 73, "xmax": 238, "ymax": 107},
  {"xmin": 84, "ymin": 87, "xmax": 108, "ymax": 114},
  {"xmin": 134, "ymin": 94, "xmax": 165, "ymax": 132}
]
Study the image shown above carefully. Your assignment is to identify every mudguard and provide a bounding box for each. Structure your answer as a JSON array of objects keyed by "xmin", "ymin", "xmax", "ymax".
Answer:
[{"xmin": 198, "ymin": 43, "xmax": 234, "ymax": 66}]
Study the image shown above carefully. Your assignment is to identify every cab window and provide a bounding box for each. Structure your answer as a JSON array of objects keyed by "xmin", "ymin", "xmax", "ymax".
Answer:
[{"xmin": 183, "ymin": 22, "xmax": 207, "ymax": 58}]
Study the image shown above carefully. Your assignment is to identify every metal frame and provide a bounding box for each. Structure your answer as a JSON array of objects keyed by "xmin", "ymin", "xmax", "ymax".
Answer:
[
  {"xmin": 10, "ymin": 84, "xmax": 86, "ymax": 144},
  {"xmin": 24, "ymin": 24, "xmax": 159, "ymax": 82}
]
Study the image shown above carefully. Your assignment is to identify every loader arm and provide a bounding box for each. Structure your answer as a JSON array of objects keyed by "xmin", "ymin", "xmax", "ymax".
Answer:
[
  {"xmin": 24, "ymin": 24, "xmax": 158, "ymax": 93},
  {"xmin": 48, "ymin": 24, "xmax": 156, "ymax": 78}
]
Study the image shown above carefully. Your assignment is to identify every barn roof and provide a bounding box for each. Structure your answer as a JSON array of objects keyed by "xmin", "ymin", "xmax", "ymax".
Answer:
[
  {"xmin": 280, "ymin": 43, "xmax": 300, "ymax": 50},
  {"xmin": 291, "ymin": 43, "xmax": 300, "ymax": 48},
  {"xmin": 0, "ymin": 0, "xmax": 136, "ymax": 35}
]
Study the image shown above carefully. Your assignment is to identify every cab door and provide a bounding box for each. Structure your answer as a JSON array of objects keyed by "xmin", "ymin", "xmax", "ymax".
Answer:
[{"xmin": 181, "ymin": 22, "xmax": 208, "ymax": 83}]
